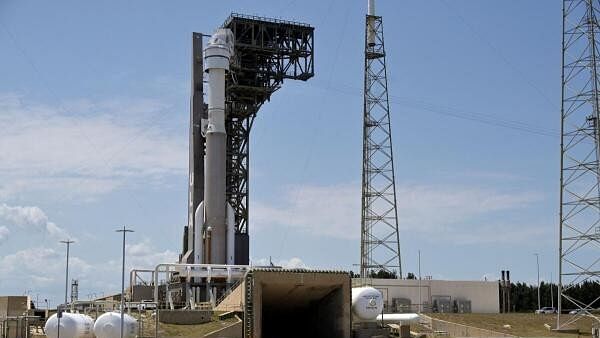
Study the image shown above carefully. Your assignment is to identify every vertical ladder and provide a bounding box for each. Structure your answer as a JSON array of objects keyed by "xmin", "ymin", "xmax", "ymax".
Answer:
[{"xmin": 244, "ymin": 271, "xmax": 253, "ymax": 338}]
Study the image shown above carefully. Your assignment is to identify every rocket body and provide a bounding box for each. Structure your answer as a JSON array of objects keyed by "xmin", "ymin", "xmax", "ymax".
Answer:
[{"xmin": 199, "ymin": 29, "xmax": 235, "ymax": 265}]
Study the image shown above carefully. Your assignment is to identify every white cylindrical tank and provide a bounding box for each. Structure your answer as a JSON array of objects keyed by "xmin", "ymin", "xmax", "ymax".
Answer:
[
  {"xmin": 93, "ymin": 312, "xmax": 138, "ymax": 338},
  {"xmin": 44, "ymin": 312, "xmax": 94, "ymax": 338},
  {"xmin": 352, "ymin": 287, "xmax": 384, "ymax": 321}
]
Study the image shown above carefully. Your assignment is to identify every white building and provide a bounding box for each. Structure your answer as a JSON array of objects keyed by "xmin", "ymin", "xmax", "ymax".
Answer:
[{"xmin": 354, "ymin": 278, "xmax": 499, "ymax": 314}]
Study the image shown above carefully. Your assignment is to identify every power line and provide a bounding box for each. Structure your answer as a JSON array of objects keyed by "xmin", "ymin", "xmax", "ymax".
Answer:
[
  {"xmin": 438, "ymin": 0, "xmax": 558, "ymax": 111},
  {"xmin": 317, "ymin": 82, "xmax": 559, "ymax": 138}
]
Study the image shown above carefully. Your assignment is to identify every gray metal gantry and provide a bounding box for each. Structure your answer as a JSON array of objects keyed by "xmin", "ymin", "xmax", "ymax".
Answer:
[
  {"xmin": 558, "ymin": 0, "xmax": 600, "ymax": 328},
  {"xmin": 182, "ymin": 14, "xmax": 314, "ymax": 265},
  {"xmin": 360, "ymin": 9, "xmax": 402, "ymax": 279}
]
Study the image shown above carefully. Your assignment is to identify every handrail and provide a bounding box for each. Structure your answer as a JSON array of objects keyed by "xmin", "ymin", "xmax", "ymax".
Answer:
[{"xmin": 214, "ymin": 278, "xmax": 244, "ymax": 307}]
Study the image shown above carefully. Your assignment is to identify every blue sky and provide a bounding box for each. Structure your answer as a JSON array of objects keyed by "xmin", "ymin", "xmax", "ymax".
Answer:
[{"xmin": 0, "ymin": 0, "xmax": 560, "ymax": 306}]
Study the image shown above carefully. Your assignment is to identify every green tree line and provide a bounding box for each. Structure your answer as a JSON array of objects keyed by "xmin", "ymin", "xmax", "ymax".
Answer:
[{"xmin": 502, "ymin": 280, "xmax": 600, "ymax": 312}]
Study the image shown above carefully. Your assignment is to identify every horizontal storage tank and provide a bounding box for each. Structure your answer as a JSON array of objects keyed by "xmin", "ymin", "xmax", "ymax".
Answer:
[
  {"xmin": 351, "ymin": 287, "xmax": 383, "ymax": 321},
  {"xmin": 93, "ymin": 312, "xmax": 138, "ymax": 338},
  {"xmin": 44, "ymin": 312, "xmax": 94, "ymax": 338}
]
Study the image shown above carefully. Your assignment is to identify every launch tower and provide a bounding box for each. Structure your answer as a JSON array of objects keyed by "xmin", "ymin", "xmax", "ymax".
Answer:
[{"xmin": 179, "ymin": 14, "xmax": 314, "ymax": 302}]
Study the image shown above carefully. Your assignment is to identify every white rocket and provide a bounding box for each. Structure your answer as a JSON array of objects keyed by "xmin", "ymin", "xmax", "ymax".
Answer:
[{"xmin": 194, "ymin": 28, "xmax": 236, "ymax": 265}]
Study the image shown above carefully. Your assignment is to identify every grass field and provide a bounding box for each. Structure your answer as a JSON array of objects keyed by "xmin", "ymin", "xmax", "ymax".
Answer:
[{"xmin": 429, "ymin": 313, "xmax": 597, "ymax": 337}]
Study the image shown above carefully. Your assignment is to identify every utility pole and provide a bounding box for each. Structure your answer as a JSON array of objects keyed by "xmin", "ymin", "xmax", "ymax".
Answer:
[
  {"xmin": 59, "ymin": 239, "xmax": 74, "ymax": 338},
  {"xmin": 534, "ymin": 253, "xmax": 540, "ymax": 311},
  {"xmin": 360, "ymin": 0, "xmax": 402, "ymax": 279},
  {"xmin": 418, "ymin": 250, "xmax": 422, "ymax": 313},
  {"xmin": 116, "ymin": 227, "xmax": 134, "ymax": 338},
  {"xmin": 550, "ymin": 272, "xmax": 554, "ymax": 309}
]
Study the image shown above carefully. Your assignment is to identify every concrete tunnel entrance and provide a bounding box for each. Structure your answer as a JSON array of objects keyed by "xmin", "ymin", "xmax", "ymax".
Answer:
[{"xmin": 247, "ymin": 269, "xmax": 351, "ymax": 338}]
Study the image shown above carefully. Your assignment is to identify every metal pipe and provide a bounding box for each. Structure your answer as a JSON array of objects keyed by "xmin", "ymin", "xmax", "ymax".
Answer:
[
  {"xmin": 375, "ymin": 313, "xmax": 420, "ymax": 324},
  {"xmin": 206, "ymin": 228, "xmax": 212, "ymax": 263},
  {"xmin": 551, "ymin": 272, "xmax": 554, "ymax": 309},
  {"xmin": 535, "ymin": 253, "xmax": 540, "ymax": 311},
  {"xmin": 227, "ymin": 204, "xmax": 235, "ymax": 265},
  {"xmin": 153, "ymin": 263, "xmax": 249, "ymax": 303},
  {"xmin": 59, "ymin": 239, "xmax": 74, "ymax": 338},
  {"xmin": 418, "ymin": 250, "xmax": 421, "ymax": 313},
  {"xmin": 194, "ymin": 202, "xmax": 204, "ymax": 264}
]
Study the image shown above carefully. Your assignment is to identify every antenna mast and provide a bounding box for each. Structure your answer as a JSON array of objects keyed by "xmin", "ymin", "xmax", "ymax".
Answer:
[
  {"xmin": 558, "ymin": 0, "xmax": 600, "ymax": 328},
  {"xmin": 360, "ymin": 0, "xmax": 403, "ymax": 279}
]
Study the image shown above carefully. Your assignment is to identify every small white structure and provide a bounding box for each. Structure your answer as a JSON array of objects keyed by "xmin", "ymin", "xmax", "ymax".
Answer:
[
  {"xmin": 93, "ymin": 312, "xmax": 137, "ymax": 338},
  {"xmin": 355, "ymin": 278, "xmax": 499, "ymax": 313},
  {"xmin": 44, "ymin": 313, "xmax": 94, "ymax": 338}
]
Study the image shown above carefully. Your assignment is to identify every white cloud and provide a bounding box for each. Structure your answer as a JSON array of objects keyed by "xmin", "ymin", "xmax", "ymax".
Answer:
[
  {"xmin": 253, "ymin": 182, "xmax": 544, "ymax": 243},
  {"xmin": 0, "ymin": 203, "xmax": 70, "ymax": 239},
  {"xmin": 252, "ymin": 257, "xmax": 308, "ymax": 269},
  {"xmin": 119, "ymin": 238, "xmax": 178, "ymax": 270},
  {"xmin": 395, "ymin": 184, "xmax": 544, "ymax": 236},
  {"xmin": 0, "ymin": 93, "xmax": 186, "ymax": 199},
  {"xmin": 46, "ymin": 222, "xmax": 69, "ymax": 239},
  {"xmin": 0, "ymin": 226, "xmax": 9, "ymax": 242},
  {"xmin": 0, "ymin": 239, "xmax": 176, "ymax": 304},
  {"xmin": 253, "ymin": 184, "xmax": 359, "ymax": 239},
  {"xmin": 0, "ymin": 247, "xmax": 91, "ymax": 288},
  {"xmin": 0, "ymin": 203, "xmax": 47, "ymax": 229}
]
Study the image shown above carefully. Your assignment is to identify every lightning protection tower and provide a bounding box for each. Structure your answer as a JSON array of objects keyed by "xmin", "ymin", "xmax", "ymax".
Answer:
[
  {"xmin": 360, "ymin": 0, "xmax": 402, "ymax": 279},
  {"xmin": 558, "ymin": 0, "xmax": 600, "ymax": 328}
]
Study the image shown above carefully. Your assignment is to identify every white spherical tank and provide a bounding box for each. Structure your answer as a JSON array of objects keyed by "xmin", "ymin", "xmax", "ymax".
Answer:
[
  {"xmin": 351, "ymin": 287, "xmax": 384, "ymax": 321},
  {"xmin": 93, "ymin": 312, "xmax": 138, "ymax": 338},
  {"xmin": 44, "ymin": 312, "xmax": 94, "ymax": 338}
]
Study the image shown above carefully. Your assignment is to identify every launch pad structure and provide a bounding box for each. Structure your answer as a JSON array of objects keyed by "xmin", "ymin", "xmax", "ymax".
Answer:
[
  {"xmin": 175, "ymin": 13, "xmax": 314, "ymax": 304},
  {"xmin": 182, "ymin": 13, "xmax": 315, "ymax": 265}
]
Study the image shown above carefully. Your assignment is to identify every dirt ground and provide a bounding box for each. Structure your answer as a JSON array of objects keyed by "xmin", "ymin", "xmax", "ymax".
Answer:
[{"xmin": 429, "ymin": 313, "xmax": 597, "ymax": 337}]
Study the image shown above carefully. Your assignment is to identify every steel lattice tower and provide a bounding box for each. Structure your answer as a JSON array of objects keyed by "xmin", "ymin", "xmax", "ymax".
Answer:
[
  {"xmin": 559, "ymin": 0, "xmax": 600, "ymax": 328},
  {"xmin": 360, "ymin": 0, "xmax": 402, "ymax": 279}
]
